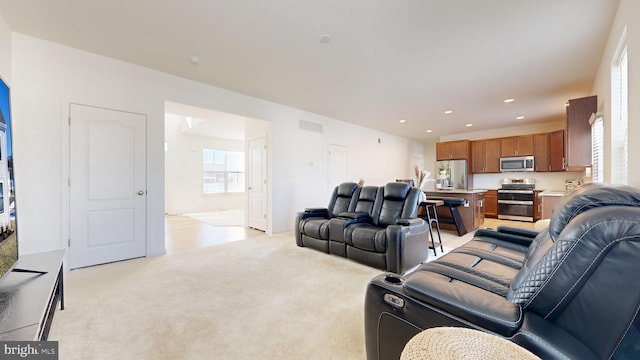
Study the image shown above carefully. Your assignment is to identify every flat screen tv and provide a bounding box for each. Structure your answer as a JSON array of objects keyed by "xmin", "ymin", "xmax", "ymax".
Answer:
[{"xmin": 0, "ymin": 75, "xmax": 18, "ymax": 281}]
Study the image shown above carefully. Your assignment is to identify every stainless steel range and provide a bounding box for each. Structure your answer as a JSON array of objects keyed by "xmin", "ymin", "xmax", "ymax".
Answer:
[{"xmin": 498, "ymin": 178, "xmax": 535, "ymax": 222}]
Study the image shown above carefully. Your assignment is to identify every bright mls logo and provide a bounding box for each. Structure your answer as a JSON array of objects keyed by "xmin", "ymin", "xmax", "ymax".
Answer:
[{"xmin": 1, "ymin": 341, "xmax": 58, "ymax": 359}]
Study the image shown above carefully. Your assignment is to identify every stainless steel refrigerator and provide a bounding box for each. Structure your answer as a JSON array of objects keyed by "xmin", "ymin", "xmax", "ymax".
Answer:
[{"xmin": 434, "ymin": 159, "xmax": 468, "ymax": 189}]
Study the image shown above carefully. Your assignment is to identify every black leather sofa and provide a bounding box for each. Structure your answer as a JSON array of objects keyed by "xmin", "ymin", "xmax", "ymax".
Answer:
[
  {"xmin": 295, "ymin": 182, "xmax": 360, "ymax": 253},
  {"xmin": 364, "ymin": 183, "xmax": 640, "ymax": 359},
  {"xmin": 296, "ymin": 182, "xmax": 430, "ymax": 274}
]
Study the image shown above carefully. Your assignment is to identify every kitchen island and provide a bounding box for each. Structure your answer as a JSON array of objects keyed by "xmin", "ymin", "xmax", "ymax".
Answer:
[{"xmin": 423, "ymin": 189, "xmax": 487, "ymax": 236}]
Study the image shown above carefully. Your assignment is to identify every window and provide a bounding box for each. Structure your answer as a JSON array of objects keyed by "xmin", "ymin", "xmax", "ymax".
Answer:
[
  {"xmin": 590, "ymin": 114, "xmax": 604, "ymax": 183},
  {"xmin": 203, "ymin": 149, "xmax": 245, "ymax": 193},
  {"xmin": 611, "ymin": 34, "xmax": 628, "ymax": 185}
]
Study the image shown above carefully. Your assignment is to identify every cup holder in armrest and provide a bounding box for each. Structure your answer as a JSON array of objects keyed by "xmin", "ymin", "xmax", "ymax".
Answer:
[{"xmin": 384, "ymin": 274, "xmax": 404, "ymax": 285}]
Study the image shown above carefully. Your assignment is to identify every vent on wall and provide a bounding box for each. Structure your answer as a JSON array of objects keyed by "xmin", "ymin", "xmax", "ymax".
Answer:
[{"xmin": 299, "ymin": 119, "xmax": 323, "ymax": 133}]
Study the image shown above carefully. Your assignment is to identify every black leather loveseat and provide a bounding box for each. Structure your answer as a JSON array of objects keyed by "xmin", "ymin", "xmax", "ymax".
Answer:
[
  {"xmin": 364, "ymin": 183, "xmax": 640, "ymax": 359},
  {"xmin": 296, "ymin": 182, "xmax": 430, "ymax": 274}
]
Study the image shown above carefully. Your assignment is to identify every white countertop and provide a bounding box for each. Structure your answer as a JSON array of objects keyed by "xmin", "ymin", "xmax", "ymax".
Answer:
[
  {"xmin": 538, "ymin": 190, "xmax": 566, "ymax": 197},
  {"xmin": 425, "ymin": 189, "xmax": 487, "ymax": 194}
]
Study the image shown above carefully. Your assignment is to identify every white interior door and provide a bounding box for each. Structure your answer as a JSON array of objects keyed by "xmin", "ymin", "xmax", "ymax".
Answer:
[
  {"xmin": 328, "ymin": 144, "xmax": 348, "ymax": 195},
  {"xmin": 69, "ymin": 104, "xmax": 147, "ymax": 269},
  {"xmin": 248, "ymin": 136, "xmax": 267, "ymax": 231}
]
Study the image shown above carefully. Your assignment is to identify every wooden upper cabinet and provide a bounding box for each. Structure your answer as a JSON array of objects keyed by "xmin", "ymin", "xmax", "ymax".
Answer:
[
  {"xmin": 436, "ymin": 140, "xmax": 470, "ymax": 160},
  {"xmin": 534, "ymin": 130, "xmax": 565, "ymax": 172},
  {"xmin": 534, "ymin": 133, "xmax": 550, "ymax": 172},
  {"xmin": 500, "ymin": 135, "xmax": 534, "ymax": 157},
  {"xmin": 472, "ymin": 139, "xmax": 500, "ymax": 173},
  {"xmin": 565, "ymin": 95, "xmax": 597, "ymax": 170},
  {"xmin": 549, "ymin": 129, "xmax": 565, "ymax": 171},
  {"xmin": 485, "ymin": 139, "xmax": 501, "ymax": 172}
]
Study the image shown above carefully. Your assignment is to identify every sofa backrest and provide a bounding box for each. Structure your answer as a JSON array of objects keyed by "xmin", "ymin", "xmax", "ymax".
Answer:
[
  {"xmin": 548, "ymin": 183, "xmax": 640, "ymax": 239},
  {"xmin": 353, "ymin": 186, "xmax": 379, "ymax": 215},
  {"xmin": 371, "ymin": 182, "xmax": 420, "ymax": 227},
  {"xmin": 327, "ymin": 182, "xmax": 360, "ymax": 218},
  {"xmin": 506, "ymin": 184, "xmax": 640, "ymax": 359}
]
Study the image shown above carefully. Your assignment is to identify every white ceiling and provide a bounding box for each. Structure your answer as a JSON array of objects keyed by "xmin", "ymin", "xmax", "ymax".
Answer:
[{"xmin": 0, "ymin": 0, "xmax": 619, "ymax": 141}]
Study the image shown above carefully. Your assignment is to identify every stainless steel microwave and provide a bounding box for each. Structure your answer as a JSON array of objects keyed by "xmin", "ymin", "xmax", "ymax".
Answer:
[{"xmin": 500, "ymin": 156, "xmax": 535, "ymax": 172}]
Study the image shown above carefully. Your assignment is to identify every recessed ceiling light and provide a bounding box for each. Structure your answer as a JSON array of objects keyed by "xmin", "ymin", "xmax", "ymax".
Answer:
[
  {"xmin": 504, "ymin": 98, "xmax": 515, "ymax": 103},
  {"xmin": 189, "ymin": 55, "xmax": 201, "ymax": 65},
  {"xmin": 399, "ymin": 119, "xmax": 407, "ymax": 123},
  {"xmin": 465, "ymin": 123, "xmax": 473, "ymax": 127},
  {"xmin": 426, "ymin": 129, "xmax": 432, "ymax": 133},
  {"xmin": 516, "ymin": 116, "xmax": 525, "ymax": 120},
  {"xmin": 444, "ymin": 110, "xmax": 453, "ymax": 114},
  {"xmin": 319, "ymin": 34, "xmax": 332, "ymax": 44}
]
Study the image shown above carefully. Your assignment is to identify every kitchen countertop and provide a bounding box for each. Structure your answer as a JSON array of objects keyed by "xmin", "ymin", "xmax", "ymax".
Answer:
[
  {"xmin": 425, "ymin": 189, "xmax": 487, "ymax": 194},
  {"xmin": 538, "ymin": 190, "xmax": 566, "ymax": 197}
]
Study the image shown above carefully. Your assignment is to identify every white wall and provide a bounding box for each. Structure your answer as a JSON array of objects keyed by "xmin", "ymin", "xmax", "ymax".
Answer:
[
  {"xmin": 8, "ymin": 32, "xmax": 420, "ymax": 256},
  {"xmin": 0, "ymin": 12, "xmax": 10, "ymax": 82},
  {"xmin": 592, "ymin": 0, "xmax": 640, "ymax": 187},
  {"xmin": 164, "ymin": 113, "xmax": 245, "ymax": 214}
]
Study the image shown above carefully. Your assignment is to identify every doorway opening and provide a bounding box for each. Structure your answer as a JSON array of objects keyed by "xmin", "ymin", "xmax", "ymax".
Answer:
[{"xmin": 164, "ymin": 101, "xmax": 269, "ymax": 253}]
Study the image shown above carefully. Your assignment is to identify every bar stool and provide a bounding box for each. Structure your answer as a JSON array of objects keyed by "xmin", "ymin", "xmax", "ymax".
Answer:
[{"xmin": 419, "ymin": 200, "xmax": 444, "ymax": 256}]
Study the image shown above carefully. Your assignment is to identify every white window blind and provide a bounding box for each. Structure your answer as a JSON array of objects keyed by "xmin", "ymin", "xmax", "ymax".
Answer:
[
  {"xmin": 611, "ymin": 44, "xmax": 628, "ymax": 185},
  {"xmin": 591, "ymin": 114, "xmax": 604, "ymax": 183}
]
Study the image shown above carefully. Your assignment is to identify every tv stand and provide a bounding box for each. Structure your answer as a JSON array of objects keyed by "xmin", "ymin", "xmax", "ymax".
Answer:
[{"xmin": 0, "ymin": 249, "xmax": 65, "ymax": 340}]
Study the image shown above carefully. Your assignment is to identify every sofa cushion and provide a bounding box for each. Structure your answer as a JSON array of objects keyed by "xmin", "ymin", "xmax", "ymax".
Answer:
[
  {"xmin": 301, "ymin": 218, "xmax": 331, "ymax": 240},
  {"xmin": 348, "ymin": 225, "xmax": 387, "ymax": 253},
  {"xmin": 354, "ymin": 186, "xmax": 379, "ymax": 214},
  {"xmin": 374, "ymin": 183, "xmax": 419, "ymax": 227},
  {"xmin": 327, "ymin": 182, "xmax": 360, "ymax": 217}
]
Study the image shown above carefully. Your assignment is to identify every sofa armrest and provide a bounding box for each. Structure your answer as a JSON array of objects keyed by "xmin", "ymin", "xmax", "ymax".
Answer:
[
  {"xmin": 338, "ymin": 211, "xmax": 371, "ymax": 220},
  {"xmin": 329, "ymin": 215, "xmax": 371, "ymax": 242},
  {"xmin": 474, "ymin": 228, "xmax": 534, "ymax": 247},
  {"xmin": 496, "ymin": 226, "xmax": 540, "ymax": 239},
  {"xmin": 385, "ymin": 219, "xmax": 429, "ymax": 274},
  {"xmin": 396, "ymin": 218, "xmax": 422, "ymax": 226},
  {"xmin": 300, "ymin": 208, "xmax": 329, "ymax": 219},
  {"xmin": 403, "ymin": 268, "xmax": 523, "ymax": 336}
]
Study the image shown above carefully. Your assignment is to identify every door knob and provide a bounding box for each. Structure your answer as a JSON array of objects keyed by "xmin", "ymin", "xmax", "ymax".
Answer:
[{"xmin": 138, "ymin": 190, "xmax": 145, "ymax": 195}]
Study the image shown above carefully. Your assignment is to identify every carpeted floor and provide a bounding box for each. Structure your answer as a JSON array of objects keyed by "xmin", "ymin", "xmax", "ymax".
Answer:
[
  {"xmin": 48, "ymin": 233, "xmax": 383, "ymax": 359},
  {"xmin": 49, "ymin": 219, "xmax": 532, "ymax": 359}
]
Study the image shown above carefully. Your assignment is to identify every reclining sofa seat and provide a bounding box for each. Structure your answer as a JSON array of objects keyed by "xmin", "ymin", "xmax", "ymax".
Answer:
[
  {"xmin": 364, "ymin": 183, "xmax": 640, "ymax": 359},
  {"xmin": 328, "ymin": 185, "xmax": 380, "ymax": 257},
  {"xmin": 341, "ymin": 182, "xmax": 429, "ymax": 274},
  {"xmin": 295, "ymin": 182, "xmax": 360, "ymax": 253}
]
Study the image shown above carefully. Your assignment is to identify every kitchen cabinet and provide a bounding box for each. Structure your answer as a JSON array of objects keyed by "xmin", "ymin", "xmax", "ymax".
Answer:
[
  {"xmin": 500, "ymin": 135, "xmax": 534, "ymax": 157},
  {"xmin": 534, "ymin": 130, "xmax": 565, "ymax": 172},
  {"xmin": 471, "ymin": 139, "xmax": 500, "ymax": 173},
  {"xmin": 565, "ymin": 95, "xmax": 597, "ymax": 171},
  {"xmin": 424, "ymin": 190, "xmax": 485, "ymax": 235},
  {"xmin": 436, "ymin": 140, "xmax": 471, "ymax": 160},
  {"xmin": 534, "ymin": 190, "xmax": 542, "ymax": 221},
  {"xmin": 549, "ymin": 130, "xmax": 565, "ymax": 171},
  {"xmin": 540, "ymin": 193, "xmax": 563, "ymax": 219},
  {"xmin": 484, "ymin": 190, "xmax": 498, "ymax": 218},
  {"xmin": 533, "ymin": 133, "xmax": 549, "ymax": 172},
  {"xmin": 474, "ymin": 193, "xmax": 485, "ymax": 230}
]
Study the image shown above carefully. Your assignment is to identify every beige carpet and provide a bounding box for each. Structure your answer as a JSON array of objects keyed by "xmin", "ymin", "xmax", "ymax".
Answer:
[
  {"xmin": 49, "ymin": 221, "xmax": 530, "ymax": 359},
  {"xmin": 49, "ymin": 233, "xmax": 383, "ymax": 359}
]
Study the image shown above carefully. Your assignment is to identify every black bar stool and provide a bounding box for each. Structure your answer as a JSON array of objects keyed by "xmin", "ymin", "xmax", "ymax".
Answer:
[{"xmin": 419, "ymin": 200, "xmax": 444, "ymax": 256}]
